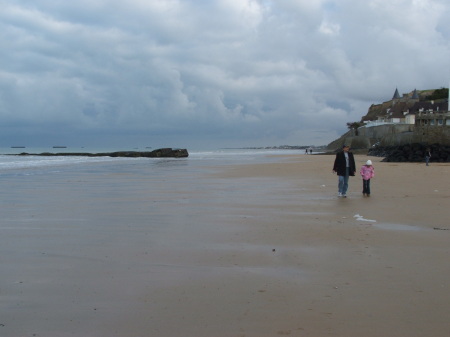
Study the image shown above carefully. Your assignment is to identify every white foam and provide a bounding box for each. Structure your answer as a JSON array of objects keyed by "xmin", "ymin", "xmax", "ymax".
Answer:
[
  {"xmin": 354, "ymin": 214, "xmax": 377, "ymax": 222},
  {"xmin": 0, "ymin": 155, "xmax": 125, "ymax": 170}
]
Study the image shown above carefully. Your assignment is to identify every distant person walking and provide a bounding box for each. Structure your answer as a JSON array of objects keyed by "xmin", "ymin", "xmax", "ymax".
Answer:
[
  {"xmin": 360, "ymin": 160, "xmax": 375, "ymax": 197},
  {"xmin": 332, "ymin": 145, "xmax": 356, "ymax": 198},
  {"xmin": 425, "ymin": 148, "xmax": 431, "ymax": 166}
]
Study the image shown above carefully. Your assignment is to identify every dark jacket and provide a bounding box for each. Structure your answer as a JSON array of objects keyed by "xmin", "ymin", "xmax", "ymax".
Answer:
[{"xmin": 333, "ymin": 151, "xmax": 356, "ymax": 176}]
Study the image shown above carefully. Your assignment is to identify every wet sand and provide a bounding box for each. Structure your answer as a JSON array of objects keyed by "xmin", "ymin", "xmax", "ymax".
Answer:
[{"xmin": 1, "ymin": 155, "xmax": 449, "ymax": 336}]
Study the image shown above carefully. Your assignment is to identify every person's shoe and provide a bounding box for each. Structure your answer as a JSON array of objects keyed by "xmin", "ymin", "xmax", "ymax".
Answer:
[
  {"xmin": 338, "ymin": 192, "xmax": 342, "ymax": 197},
  {"xmin": 342, "ymin": 194, "xmax": 347, "ymax": 198},
  {"xmin": 366, "ymin": 194, "xmax": 370, "ymax": 197}
]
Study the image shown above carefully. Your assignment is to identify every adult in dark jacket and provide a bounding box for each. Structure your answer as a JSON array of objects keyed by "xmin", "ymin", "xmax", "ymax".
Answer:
[{"xmin": 332, "ymin": 144, "xmax": 356, "ymax": 197}]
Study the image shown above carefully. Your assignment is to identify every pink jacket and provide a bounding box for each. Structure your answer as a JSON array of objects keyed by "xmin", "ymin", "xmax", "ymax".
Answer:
[{"xmin": 360, "ymin": 165, "xmax": 375, "ymax": 180}]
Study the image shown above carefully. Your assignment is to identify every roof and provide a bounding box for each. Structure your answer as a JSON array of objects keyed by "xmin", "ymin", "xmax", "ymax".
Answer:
[
  {"xmin": 409, "ymin": 101, "xmax": 448, "ymax": 114},
  {"xmin": 392, "ymin": 88, "xmax": 400, "ymax": 99},
  {"xmin": 388, "ymin": 102, "xmax": 410, "ymax": 118}
]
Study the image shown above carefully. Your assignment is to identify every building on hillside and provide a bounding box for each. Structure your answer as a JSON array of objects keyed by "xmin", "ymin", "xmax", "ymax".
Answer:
[
  {"xmin": 413, "ymin": 100, "xmax": 450, "ymax": 144},
  {"xmin": 365, "ymin": 88, "xmax": 448, "ymax": 127},
  {"xmin": 413, "ymin": 100, "xmax": 449, "ymax": 126},
  {"xmin": 352, "ymin": 88, "xmax": 450, "ymax": 147},
  {"xmin": 369, "ymin": 88, "xmax": 420, "ymax": 125}
]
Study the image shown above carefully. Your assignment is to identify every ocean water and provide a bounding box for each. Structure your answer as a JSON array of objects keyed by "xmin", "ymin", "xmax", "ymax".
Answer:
[
  {"xmin": 0, "ymin": 146, "xmax": 308, "ymax": 230},
  {"xmin": 0, "ymin": 147, "xmax": 308, "ymax": 173}
]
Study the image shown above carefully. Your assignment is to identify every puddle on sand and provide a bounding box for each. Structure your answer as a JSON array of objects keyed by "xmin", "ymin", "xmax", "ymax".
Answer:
[{"xmin": 373, "ymin": 223, "xmax": 423, "ymax": 231}]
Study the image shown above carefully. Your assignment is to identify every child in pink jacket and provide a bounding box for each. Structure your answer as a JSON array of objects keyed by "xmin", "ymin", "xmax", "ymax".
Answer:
[{"xmin": 360, "ymin": 160, "xmax": 375, "ymax": 196}]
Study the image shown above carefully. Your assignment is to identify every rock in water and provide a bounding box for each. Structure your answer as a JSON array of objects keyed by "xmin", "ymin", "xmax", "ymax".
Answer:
[{"xmin": 14, "ymin": 148, "xmax": 189, "ymax": 158}]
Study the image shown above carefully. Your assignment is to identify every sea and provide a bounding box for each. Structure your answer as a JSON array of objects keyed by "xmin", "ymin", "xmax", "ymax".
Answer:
[
  {"xmin": 0, "ymin": 146, "xmax": 317, "ymax": 226},
  {"xmin": 0, "ymin": 146, "xmax": 311, "ymax": 174}
]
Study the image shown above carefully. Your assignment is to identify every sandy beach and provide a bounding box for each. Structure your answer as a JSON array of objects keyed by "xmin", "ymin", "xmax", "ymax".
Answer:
[{"xmin": 1, "ymin": 154, "xmax": 449, "ymax": 337}]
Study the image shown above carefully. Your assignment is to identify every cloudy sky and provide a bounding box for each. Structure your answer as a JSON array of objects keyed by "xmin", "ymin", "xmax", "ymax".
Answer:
[{"xmin": 1, "ymin": 0, "xmax": 450, "ymax": 150}]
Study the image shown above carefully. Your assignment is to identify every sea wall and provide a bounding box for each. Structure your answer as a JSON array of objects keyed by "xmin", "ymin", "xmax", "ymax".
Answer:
[
  {"xmin": 413, "ymin": 125, "xmax": 450, "ymax": 145},
  {"xmin": 327, "ymin": 123, "xmax": 450, "ymax": 152},
  {"xmin": 378, "ymin": 132, "xmax": 415, "ymax": 146},
  {"xmin": 358, "ymin": 124, "xmax": 414, "ymax": 139}
]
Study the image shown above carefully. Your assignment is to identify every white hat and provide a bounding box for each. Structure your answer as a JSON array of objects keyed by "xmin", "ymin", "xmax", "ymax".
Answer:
[{"xmin": 366, "ymin": 160, "xmax": 372, "ymax": 165}]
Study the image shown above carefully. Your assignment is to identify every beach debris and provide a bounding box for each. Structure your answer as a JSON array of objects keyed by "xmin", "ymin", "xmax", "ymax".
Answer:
[
  {"xmin": 272, "ymin": 248, "xmax": 276, "ymax": 252},
  {"xmin": 354, "ymin": 214, "xmax": 376, "ymax": 222},
  {"xmin": 433, "ymin": 227, "xmax": 449, "ymax": 231}
]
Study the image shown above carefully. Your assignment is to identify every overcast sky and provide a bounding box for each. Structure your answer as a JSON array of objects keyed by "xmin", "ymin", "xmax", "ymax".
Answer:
[{"xmin": 1, "ymin": 0, "xmax": 450, "ymax": 150}]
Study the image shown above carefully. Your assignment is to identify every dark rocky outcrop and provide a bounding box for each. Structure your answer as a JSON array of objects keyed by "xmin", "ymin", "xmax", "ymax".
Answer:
[
  {"xmin": 368, "ymin": 143, "xmax": 450, "ymax": 162},
  {"xmin": 15, "ymin": 148, "xmax": 189, "ymax": 158}
]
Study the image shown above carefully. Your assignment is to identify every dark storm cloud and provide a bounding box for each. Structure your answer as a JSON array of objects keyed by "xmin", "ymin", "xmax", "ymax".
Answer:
[{"xmin": 1, "ymin": 0, "xmax": 449, "ymax": 149}]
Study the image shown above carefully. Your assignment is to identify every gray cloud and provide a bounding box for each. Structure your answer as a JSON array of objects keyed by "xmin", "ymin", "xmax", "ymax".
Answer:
[{"xmin": 1, "ymin": 0, "xmax": 450, "ymax": 149}]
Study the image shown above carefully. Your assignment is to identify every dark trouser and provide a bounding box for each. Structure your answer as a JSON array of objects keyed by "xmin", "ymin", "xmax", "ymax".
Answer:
[{"xmin": 362, "ymin": 179, "xmax": 371, "ymax": 195}]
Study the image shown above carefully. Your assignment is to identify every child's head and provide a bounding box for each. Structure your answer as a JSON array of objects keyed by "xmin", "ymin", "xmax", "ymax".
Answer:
[{"xmin": 365, "ymin": 160, "xmax": 372, "ymax": 166}]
